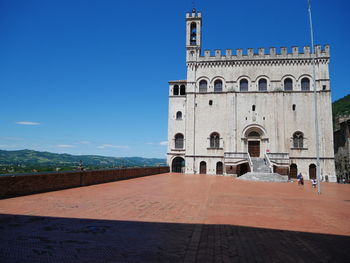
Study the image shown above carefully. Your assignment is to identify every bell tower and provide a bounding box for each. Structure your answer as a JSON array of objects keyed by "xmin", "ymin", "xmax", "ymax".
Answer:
[{"xmin": 186, "ymin": 9, "xmax": 202, "ymax": 62}]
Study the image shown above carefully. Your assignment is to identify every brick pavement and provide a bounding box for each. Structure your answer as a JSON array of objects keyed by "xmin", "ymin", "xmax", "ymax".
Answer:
[{"xmin": 0, "ymin": 173, "xmax": 350, "ymax": 262}]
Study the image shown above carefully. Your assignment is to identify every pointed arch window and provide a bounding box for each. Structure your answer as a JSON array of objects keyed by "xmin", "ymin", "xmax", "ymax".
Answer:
[
  {"xmin": 258, "ymin": 78, "xmax": 267, "ymax": 91},
  {"xmin": 214, "ymin": 80, "xmax": 223, "ymax": 92},
  {"xmin": 284, "ymin": 78, "xmax": 293, "ymax": 91},
  {"xmin": 240, "ymin": 79, "xmax": 249, "ymax": 91},
  {"xmin": 199, "ymin": 80, "xmax": 207, "ymax": 93},
  {"xmin": 210, "ymin": 132, "xmax": 220, "ymax": 148},
  {"xmin": 293, "ymin": 131, "xmax": 304, "ymax": 148},
  {"xmin": 175, "ymin": 133, "xmax": 184, "ymax": 149},
  {"xmin": 301, "ymin": 78, "xmax": 310, "ymax": 91}
]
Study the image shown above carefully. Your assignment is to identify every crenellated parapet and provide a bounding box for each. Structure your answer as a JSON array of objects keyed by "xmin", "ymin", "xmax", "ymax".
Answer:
[{"xmin": 198, "ymin": 45, "xmax": 329, "ymax": 61}]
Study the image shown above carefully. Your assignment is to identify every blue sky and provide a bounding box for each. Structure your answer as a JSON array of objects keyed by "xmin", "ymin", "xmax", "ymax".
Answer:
[{"xmin": 0, "ymin": 0, "xmax": 349, "ymax": 158}]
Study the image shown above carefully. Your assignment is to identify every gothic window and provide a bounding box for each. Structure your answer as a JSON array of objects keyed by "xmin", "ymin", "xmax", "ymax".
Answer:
[
  {"xmin": 252, "ymin": 105, "xmax": 256, "ymax": 111},
  {"xmin": 176, "ymin": 111, "xmax": 182, "ymax": 120},
  {"xmin": 258, "ymin": 78, "xmax": 267, "ymax": 91},
  {"xmin": 284, "ymin": 78, "xmax": 293, "ymax": 91},
  {"xmin": 240, "ymin": 79, "xmax": 248, "ymax": 91},
  {"xmin": 174, "ymin": 133, "xmax": 184, "ymax": 149},
  {"xmin": 301, "ymin": 78, "xmax": 310, "ymax": 91},
  {"xmin": 190, "ymin": 22, "xmax": 197, "ymax": 46},
  {"xmin": 199, "ymin": 80, "xmax": 207, "ymax": 93},
  {"xmin": 180, "ymin": 85, "xmax": 186, "ymax": 95},
  {"xmin": 210, "ymin": 132, "xmax": 220, "ymax": 148},
  {"xmin": 173, "ymin": 85, "xmax": 179, "ymax": 95},
  {"xmin": 214, "ymin": 80, "xmax": 223, "ymax": 92},
  {"xmin": 293, "ymin": 131, "xmax": 304, "ymax": 148}
]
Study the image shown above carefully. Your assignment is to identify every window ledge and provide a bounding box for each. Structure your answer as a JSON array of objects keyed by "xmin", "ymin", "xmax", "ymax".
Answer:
[
  {"xmin": 171, "ymin": 148, "xmax": 185, "ymax": 151},
  {"xmin": 290, "ymin": 147, "xmax": 308, "ymax": 150},
  {"xmin": 207, "ymin": 147, "xmax": 223, "ymax": 150}
]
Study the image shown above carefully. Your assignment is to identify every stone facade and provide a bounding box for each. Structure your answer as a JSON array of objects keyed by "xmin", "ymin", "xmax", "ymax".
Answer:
[
  {"xmin": 167, "ymin": 10, "xmax": 336, "ymax": 182},
  {"xmin": 334, "ymin": 116, "xmax": 350, "ymax": 182}
]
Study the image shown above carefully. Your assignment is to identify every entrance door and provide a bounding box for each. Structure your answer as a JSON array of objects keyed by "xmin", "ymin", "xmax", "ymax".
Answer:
[
  {"xmin": 309, "ymin": 164, "xmax": 316, "ymax": 179},
  {"xmin": 290, "ymin": 164, "xmax": 297, "ymax": 179},
  {"xmin": 216, "ymin": 162, "xmax": 223, "ymax": 175},
  {"xmin": 248, "ymin": 141, "xmax": 260, "ymax": 157},
  {"xmin": 200, "ymin": 161, "xmax": 207, "ymax": 174},
  {"xmin": 171, "ymin": 157, "xmax": 185, "ymax": 173}
]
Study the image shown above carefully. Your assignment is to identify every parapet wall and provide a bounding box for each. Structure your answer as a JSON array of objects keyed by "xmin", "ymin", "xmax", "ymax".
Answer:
[
  {"xmin": 199, "ymin": 45, "xmax": 329, "ymax": 61},
  {"xmin": 0, "ymin": 166, "xmax": 169, "ymax": 199}
]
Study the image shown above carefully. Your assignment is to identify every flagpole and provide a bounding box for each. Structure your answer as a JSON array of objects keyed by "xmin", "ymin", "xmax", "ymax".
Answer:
[{"xmin": 308, "ymin": 0, "xmax": 321, "ymax": 194}]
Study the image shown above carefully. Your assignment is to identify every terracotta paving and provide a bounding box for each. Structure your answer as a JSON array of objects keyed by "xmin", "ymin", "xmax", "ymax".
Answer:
[{"xmin": 0, "ymin": 173, "xmax": 350, "ymax": 262}]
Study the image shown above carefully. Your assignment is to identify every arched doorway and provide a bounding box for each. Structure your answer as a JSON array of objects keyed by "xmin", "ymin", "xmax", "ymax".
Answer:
[
  {"xmin": 216, "ymin": 162, "xmax": 223, "ymax": 175},
  {"xmin": 171, "ymin": 157, "xmax": 185, "ymax": 173},
  {"xmin": 200, "ymin": 161, "xmax": 207, "ymax": 174},
  {"xmin": 247, "ymin": 131, "xmax": 261, "ymax": 157},
  {"xmin": 309, "ymin": 164, "xmax": 316, "ymax": 179},
  {"xmin": 290, "ymin": 163, "xmax": 297, "ymax": 179}
]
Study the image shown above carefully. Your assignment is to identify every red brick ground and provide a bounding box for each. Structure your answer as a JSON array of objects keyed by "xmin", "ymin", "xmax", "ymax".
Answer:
[{"xmin": 1, "ymin": 173, "xmax": 350, "ymax": 262}]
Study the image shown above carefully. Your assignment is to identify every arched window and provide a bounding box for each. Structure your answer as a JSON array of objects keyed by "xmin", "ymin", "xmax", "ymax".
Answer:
[
  {"xmin": 240, "ymin": 79, "xmax": 248, "ymax": 91},
  {"xmin": 199, "ymin": 80, "xmax": 207, "ymax": 93},
  {"xmin": 176, "ymin": 111, "xmax": 182, "ymax": 120},
  {"xmin": 214, "ymin": 80, "xmax": 223, "ymax": 92},
  {"xmin": 284, "ymin": 78, "xmax": 293, "ymax": 91},
  {"xmin": 293, "ymin": 132, "xmax": 304, "ymax": 148},
  {"xmin": 190, "ymin": 22, "xmax": 197, "ymax": 46},
  {"xmin": 174, "ymin": 133, "xmax": 184, "ymax": 149},
  {"xmin": 210, "ymin": 132, "xmax": 220, "ymax": 148},
  {"xmin": 301, "ymin": 78, "xmax": 310, "ymax": 91},
  {"xmin": 258, "ymin": 78, "xmax": 267, "ymax": 91},
  {"xmin": 173, "ymin": 85, "xmax": 179, "ymax": 95},
  {"xmin": 180, "ymin": 85, "xmax": 186, "ymax": 95}
]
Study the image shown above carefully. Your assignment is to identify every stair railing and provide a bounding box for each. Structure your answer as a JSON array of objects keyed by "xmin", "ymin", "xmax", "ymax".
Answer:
[
  {"xmin": 247, "ymin": 152, "xmax": 254, "ymax": 172},
  {"xmin": 264, "ymin": 152, "xmax": 273, "ymax": 173}
]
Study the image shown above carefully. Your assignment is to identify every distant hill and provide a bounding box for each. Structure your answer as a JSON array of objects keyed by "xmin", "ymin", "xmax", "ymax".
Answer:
[
  {"xmin": 0, "ymin": 149, "xmax": 166, "ymax": 174},
  {"xmin": 332, "ymin": 94, "xmax": 350, "ymax": 125}
]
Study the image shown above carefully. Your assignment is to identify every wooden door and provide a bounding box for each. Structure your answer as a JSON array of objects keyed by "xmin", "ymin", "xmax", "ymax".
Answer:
[
  {"xmin": 290, "ymin": 164, "xmax": 297, "ymax": 179},
  {"xmin": 200, "ymin": 161, "xmax": 207, "ymax": 174},
  {"xmin": 248, "ymin": 141, "xmax": 260, "ymax": 157},
  {"xmin": 216, "ymin": 162, "xmax": 223, "ymax": 175},
  {"xmin": 309, "ymin": 164, "xmax": 316, "ymax": 179}
]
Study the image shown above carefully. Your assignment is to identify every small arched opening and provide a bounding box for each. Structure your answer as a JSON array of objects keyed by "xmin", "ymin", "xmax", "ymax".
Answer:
[{"xmin": 180, "ymin": 85, "xmax": 186, "ymax": 95}]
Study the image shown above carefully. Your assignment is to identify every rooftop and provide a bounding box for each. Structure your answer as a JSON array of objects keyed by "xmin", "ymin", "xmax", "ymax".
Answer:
[{"xmin": 1, "ymin": 173, "xmax": 349, "ymax": 262}]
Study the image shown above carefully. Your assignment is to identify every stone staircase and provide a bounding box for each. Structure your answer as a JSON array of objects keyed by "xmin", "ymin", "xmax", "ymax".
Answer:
[{"xmin": 238, "ymin": 157, "xmax": 289, "ymax": 182}]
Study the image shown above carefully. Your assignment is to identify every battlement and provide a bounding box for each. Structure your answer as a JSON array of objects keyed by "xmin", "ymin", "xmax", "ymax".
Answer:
[
  {"xmin": 186, "ymin": 11, "xmax": 202, "ymax": 19},
  {"xmin": 199, "ymin": 45, "xmax": 330, "ymax": 61}
]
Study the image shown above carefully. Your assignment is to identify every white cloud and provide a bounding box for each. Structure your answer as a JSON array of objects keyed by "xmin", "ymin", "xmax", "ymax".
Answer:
[
  {"xmin": 15, "ymin": 121, "xmax": 40, "ymax": 126},
  {"xmin": 97, "ymin": 144, "xmax": 129, "ymax": 149},
  {"xmin": 76, "ymin": 141, "xmax": 91, "ymax": 145},
  {"xmin": 146, "ymin": 141, "xmax": 168, "ymax": 146},
  {"xmin": 56, "ymin": 144, "xmax": 75, "ymax": 148}
]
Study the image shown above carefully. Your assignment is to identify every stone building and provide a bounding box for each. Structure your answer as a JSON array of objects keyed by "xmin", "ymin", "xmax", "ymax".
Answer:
[
  {"xmin": 334, "ymin": 116, "xmax": 350, "ymax": 182},
  {"xmin": 167, "ymin": 10, "xmax": 336, "ymax": 182}
]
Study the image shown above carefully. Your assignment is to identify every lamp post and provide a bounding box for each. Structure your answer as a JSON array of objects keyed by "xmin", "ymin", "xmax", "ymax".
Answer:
[{"xmin": 308, "ymin": 0, "xmax": 321, "ymax": 194}]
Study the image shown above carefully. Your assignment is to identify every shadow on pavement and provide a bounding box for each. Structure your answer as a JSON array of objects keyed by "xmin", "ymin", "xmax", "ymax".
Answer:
[{"xmin": 0, "ymin": 214, "xmax": 349, "ymax": 262}]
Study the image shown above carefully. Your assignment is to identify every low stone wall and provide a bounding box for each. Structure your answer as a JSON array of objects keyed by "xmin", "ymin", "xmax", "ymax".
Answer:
[{"xmin": 0, "ymin": 166, "xmax": 169, "ymax": 199}]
